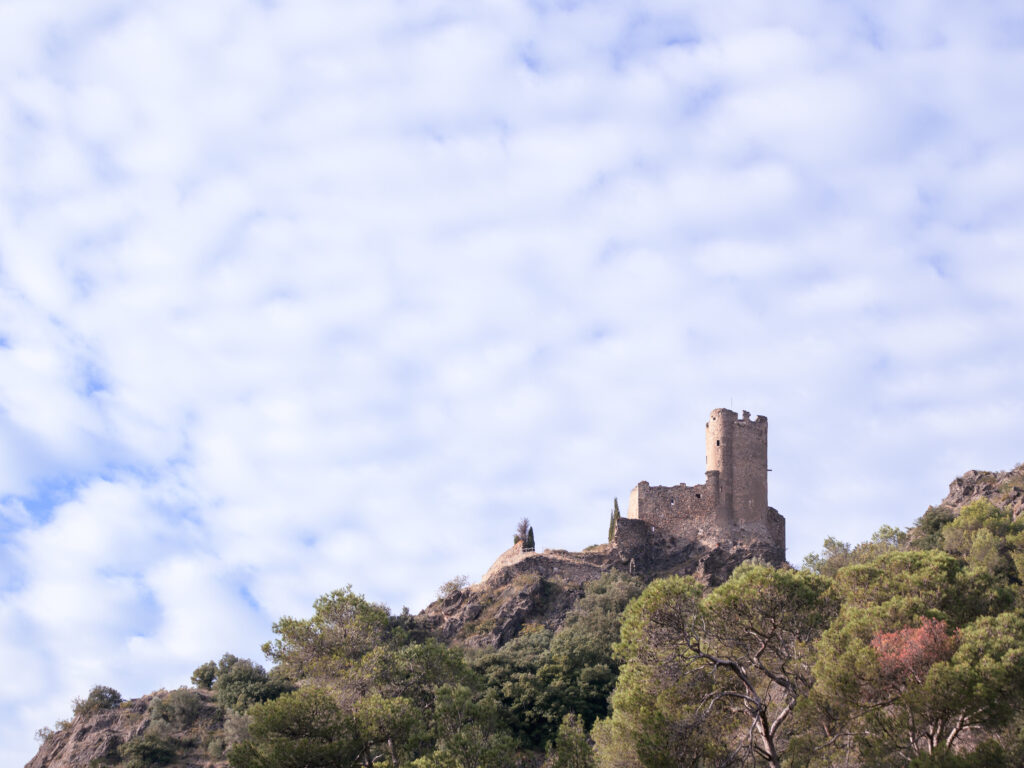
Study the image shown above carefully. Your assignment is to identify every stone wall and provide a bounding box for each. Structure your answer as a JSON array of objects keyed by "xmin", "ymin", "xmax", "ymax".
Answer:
[
  {"xmin": 766, "ymin": 506, "xmax": 786, "ymax": 556},
  {"xmin": 613, "ymin": 517, "xmax": 650, "ymax": 559},
  {"xmin": 627, "ymin": 477, "xmax": 723, "ymax": 542},
  {"xmin": 629, "ymin": 407, "xmax": 782, "ymax": 554},
  {"xmin": 482, "ymin": 541, "xmax": 530, "ymax": 582}
]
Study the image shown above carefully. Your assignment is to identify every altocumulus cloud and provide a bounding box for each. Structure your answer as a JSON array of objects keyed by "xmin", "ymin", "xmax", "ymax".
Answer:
[{"xmin": 3, "ymin": 0, "xmax": 1024, "ymax": 762}]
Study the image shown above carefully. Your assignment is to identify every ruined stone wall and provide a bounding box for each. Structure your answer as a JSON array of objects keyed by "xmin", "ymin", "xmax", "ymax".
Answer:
[
  {"xmin": 766, "ymin": 507, "xmax": 786, "ymax": 555},
  {"xmin": 613, "ymin": 517, "xmax": 650, "ymax": 559},
  {"xmin": 627, "ymin": 476, "xmax": 723, "ymax": 543},
  {"xmin": 482, "ymin": 541, "xmax": 530, "ymax": 582}
]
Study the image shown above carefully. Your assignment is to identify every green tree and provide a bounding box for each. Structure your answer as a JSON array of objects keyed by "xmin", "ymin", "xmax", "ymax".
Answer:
[
  {"xmin": 262, "ymin": 586, "xmax": 393, "ymax": 680},
  {"xmin": 350, "ymin": 640, "xmax": 479, "ymax": 764},
  {"xmin": 600, "ymin": 565, "xmax": 837, "ymax": 768},
  {"xmin": 73, "ymin": 685, "xmax": 123, "ymax": 716},
  {"xmin": 812, "ymin": 580, "xmax": 1024, "ymax": 765},
  {"xmin": 228, "ymin": 687, "xmax": 363, "ymax": 768},
  {"xmin": 191, "ymin": 660, "xmax": 218, "ymax": 689},
  {"xmin": 213, "ymin": 654, "xmax": 291, "ymax": 713},
  {"xmin": 608, "ymin": 499, "xmax": 620, "ymax": 543},
  {"xmin": 803, "ymin": 525, "xmax": 910, "ymax": 578},
  {"xmin": 411, "ymin": 684, "xmax": 517, "ymax": 768},
  {"xmin": 525, "ymin": 526, "xmax": 535, "ymax": 552},
  {"xmin": 474, "ymin": 573, "xmax": 643, "ymax": 748},
  {"xmin": 545, "ymin": 713, "xmax": 595, "ymax": 768}
]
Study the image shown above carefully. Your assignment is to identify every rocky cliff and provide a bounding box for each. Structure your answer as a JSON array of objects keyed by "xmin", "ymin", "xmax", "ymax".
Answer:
[
  {"xmin": 26, "ymin": 688, "xmax": 230, "ymax": 768},
  {"xmin": 939, "ymin": 464, "xmax": 1024, "ymax": 519},
  {"xmin": 415, "ymin": 528, "xmax": 783, "ymax": 649}
]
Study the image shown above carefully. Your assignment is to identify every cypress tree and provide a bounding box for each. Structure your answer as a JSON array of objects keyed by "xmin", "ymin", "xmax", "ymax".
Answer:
[
  {"xmin": 525, "ymin": 526, "xmax": 535, "ymax": 551},
  {"xmin": 609, "ymin": 497, "xmax": 621, "ymax": 542}
]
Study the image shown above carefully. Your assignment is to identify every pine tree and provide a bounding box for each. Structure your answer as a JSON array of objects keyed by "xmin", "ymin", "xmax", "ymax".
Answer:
[{"xmin": 525, "ymin": 526, "xmax": 535, "ymax": 551}]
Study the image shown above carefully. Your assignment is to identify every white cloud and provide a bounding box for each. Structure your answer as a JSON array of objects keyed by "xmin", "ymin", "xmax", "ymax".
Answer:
[{"xmin": 2, "ymin": 1, "xmax": 1024, "ymax": 764}]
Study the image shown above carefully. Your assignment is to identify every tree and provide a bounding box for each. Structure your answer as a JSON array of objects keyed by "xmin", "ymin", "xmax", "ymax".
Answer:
[
  {"xmin": 812, "ymin": 605, "xmax": 1024, "ymax": 764},
  {"xmin": 545, "ymin": 713, "xmax": 595, "ymax": 768},
  {"xmin": 516, "ymin": 517, "xmax": 531, "ymax": 545},
  {"xmin": 608, "ymin": 499, "xmax": 620, "ymax": 543},
  {"xmin": 437, "ymin": 575, "xmax": 469, "ymax": 601},
  {"xmin": 213, "ymin": 654, "xmax": 291, "ymax": 713},
  {"xmin": 262, "ymin": 586, "xmax": 393, "ymax": 680},
  {"xmin": 525, "ymin": 526, "xmax": 536, "ymax": 552},
  {"xmin": 191, "ymin": 660, "xmax": 218, "ymax": 689},
  {"xmin": 474, "ymin": 572, "xmax": 644, "ymax": 749},
  {"xmin": 228, "ymin": 687, "xmax": 364, "ymax": 768},
  {"xmin": 73, "ymin": 685, "xmax": 123, "ymax": 716},
  {"xmin": 410, "ymin": 684, "xmax": 517, "ymax": 768},
  {"xmin": 599, "ymin": 565, "xmax": 837, "ymax": 768}
]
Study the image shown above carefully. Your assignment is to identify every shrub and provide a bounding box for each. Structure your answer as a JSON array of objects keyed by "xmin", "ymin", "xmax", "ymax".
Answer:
[
  {"xmin": 73, "ymin": 685, "xmax": 123, "ymax": 716},
  {"xmin": 214, "ymin": 653, "xmax": 291, "ymax": 713},
  {"xmin": 149, "ymin": 688, "xmax": 203, "ymax": 728},
  {"xmin": 118, "ymin": 733, "xmax": 178, "ymax": 767},
  {"xmin": 438, "ymin": 575, "xmax": 469, "ymax": 601}
]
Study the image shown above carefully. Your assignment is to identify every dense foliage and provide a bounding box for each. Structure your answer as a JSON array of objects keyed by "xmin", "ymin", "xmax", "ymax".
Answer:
[{"xmin": 51, "ymin": 494, "xmax": 1024, "ymax": 767}]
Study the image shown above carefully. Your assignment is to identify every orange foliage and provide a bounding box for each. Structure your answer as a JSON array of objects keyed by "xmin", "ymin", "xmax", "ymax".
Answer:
[{"xmin": 870, "ymin": 617, "xmax": 959, "ymax": 684}]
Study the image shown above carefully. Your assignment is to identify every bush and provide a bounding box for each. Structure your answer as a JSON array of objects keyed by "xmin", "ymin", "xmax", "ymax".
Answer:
[
  {"xmin": 118, "ymin": 733, "xmax": 178, "ymax": 767},
  {"xmin": 73, "ymin": 685, "xmax": 123, "ymax": 716},
  {"xmin": 149, "ymin": 688, "xmax": 203, "ymax": 728},
  {"xmin": 214, "ymin": 653, "xmax": 291, "ymax": 713},
  {"xmin": 438, "ymin": 575, "xmax": 469, "ymax": 601}
]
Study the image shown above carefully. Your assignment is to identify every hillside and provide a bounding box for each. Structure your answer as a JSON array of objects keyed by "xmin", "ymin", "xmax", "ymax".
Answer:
[{"xmin": 27, "ymin": 463, "xmax": 1024, "ymax": 768}]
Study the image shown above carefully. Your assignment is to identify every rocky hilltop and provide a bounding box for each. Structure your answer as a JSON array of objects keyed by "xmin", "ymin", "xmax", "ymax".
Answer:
[
  {"xmin": 417, "ymin": 406, "xmax": 787, "ymax": 648},
  {"xmin": 27, "ymin": 689, "xmax": 230, "ymax": 768},
  {"xmin": 939, "ymin": 463, "xmax": 1024, "ymax": 519},
  {"xmin": 415, "ymin": 531, "xmax": 782, "ymax": 649}
]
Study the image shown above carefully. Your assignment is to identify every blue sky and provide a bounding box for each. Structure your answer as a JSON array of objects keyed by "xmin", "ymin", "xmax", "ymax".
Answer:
[{"xmin": 3, "ymin": 0, "xmax": 1024, "ymax": 763}]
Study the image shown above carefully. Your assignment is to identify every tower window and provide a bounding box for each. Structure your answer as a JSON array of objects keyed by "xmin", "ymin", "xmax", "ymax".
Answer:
[{"xmin": 716, "ymin": 440, "xmax": 720, "ymax": 446}]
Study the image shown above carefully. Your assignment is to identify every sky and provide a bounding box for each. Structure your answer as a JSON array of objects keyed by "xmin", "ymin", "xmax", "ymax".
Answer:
[{"xmin": 2, "ymin": 0, "xmax": 1024, "ymax": 763}]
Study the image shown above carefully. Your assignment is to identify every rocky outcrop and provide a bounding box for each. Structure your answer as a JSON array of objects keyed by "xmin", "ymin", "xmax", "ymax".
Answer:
[
  {"xmin": 27, "ymin": 695, "xmax": 153, "ymax": 768},
  {"xmin": 416, "ymin": 530, "xmax": 780, "ymax": 648},
  {"xmin": 26, "ymin": 689, "xmax": 228, "ymax": 768},
  {"xmin": 940, "ymin": 464, "xmax": 1024, "ymax": 520}
]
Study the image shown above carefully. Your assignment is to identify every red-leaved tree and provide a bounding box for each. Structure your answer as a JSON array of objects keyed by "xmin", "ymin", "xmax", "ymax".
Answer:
[{"xmin": 870, "ymin": 617, "xmax": 959, "ymax": 685}]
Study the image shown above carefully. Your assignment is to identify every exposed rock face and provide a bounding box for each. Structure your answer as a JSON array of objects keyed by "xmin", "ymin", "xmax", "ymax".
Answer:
[
  {"xmin": 25, "ymin": 689, "xmax": 228, "ymax": 768},
  {"xmin": 940, "ymin": 464, "xmax": 1024, "ymax": 519},
  {"xmin": 417, "ymin": 533, "xmax": 781, "ymax": 648},
  {"xmin": 27, "ymin": 695, "xmax": 155, "ymax": 768}
]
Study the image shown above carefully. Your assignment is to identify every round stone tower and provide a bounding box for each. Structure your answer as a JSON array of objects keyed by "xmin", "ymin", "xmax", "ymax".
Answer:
[{"xmin": 705, "ymin": 408, "xmax": 768, "ymax": 528}]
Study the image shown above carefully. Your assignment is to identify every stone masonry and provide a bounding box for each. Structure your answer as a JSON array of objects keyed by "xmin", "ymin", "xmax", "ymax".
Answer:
[{"xmin": 624, "ymin": 408, "xmax": 785, "ymax": 559}]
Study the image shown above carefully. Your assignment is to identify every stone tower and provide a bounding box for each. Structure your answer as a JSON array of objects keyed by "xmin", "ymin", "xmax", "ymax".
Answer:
[
  {"xmin": 705, "ymin": 408, "xmax": 768, "ymax": 528},
  {"xmin": 622, "ymin": 407, "xmax": 784, "ymax": 561}
]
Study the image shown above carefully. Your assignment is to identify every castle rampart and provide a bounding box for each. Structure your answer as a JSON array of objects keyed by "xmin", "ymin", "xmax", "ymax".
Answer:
[{"xmin": 620, "ymin": 408, "xmax": 784, "ymax": 559}]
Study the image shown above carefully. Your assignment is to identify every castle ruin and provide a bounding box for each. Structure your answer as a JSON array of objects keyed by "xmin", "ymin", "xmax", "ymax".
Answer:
[
  {"xmin": 479, "ymin": 407, "xmax": 786, "ymax": 592},
  {"xmin": 617, "ymin": 407, "xmax": 785, "ymax": 562}
]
